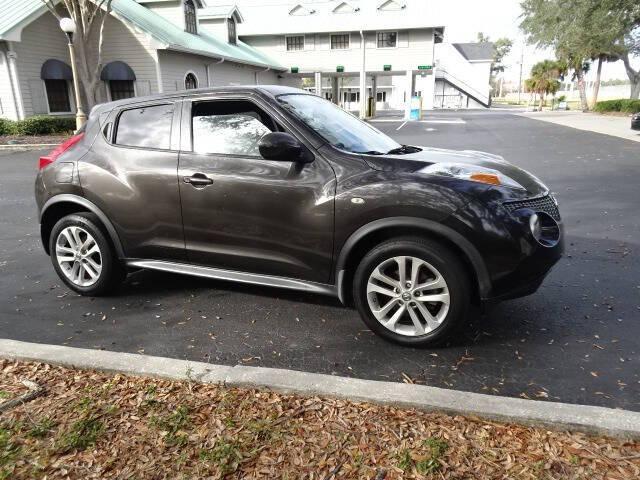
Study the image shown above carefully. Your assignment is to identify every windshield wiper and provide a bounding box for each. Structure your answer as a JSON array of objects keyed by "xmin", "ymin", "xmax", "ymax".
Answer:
[
  {"xmin": 354, "ymin": 150, "xmax": 385, "ymax": 155},
  {"xmin": 387, "ymin": 145, "xmax": 422, "ymax": 155}
]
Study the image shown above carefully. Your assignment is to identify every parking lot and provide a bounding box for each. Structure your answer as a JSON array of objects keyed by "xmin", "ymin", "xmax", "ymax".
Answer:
[{"xmin": 1, "ymin": 110, "xmax": 638, "ymax": 411}]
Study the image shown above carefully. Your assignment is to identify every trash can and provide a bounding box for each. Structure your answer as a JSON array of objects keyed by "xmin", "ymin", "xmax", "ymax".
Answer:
[{"xmin": 409, "ymin": 96, "xmax": 422, "ymax": 120}]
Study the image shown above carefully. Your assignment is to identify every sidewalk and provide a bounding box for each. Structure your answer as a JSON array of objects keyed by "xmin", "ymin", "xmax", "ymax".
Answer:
[{"xmin": 517, "ymin": 110, "xmax": 640, "ymax": 142}]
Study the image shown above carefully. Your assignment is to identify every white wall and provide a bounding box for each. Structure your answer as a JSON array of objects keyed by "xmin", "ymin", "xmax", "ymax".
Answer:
[
  {"xmin": 141, "ymin": 1, "xmax": 185, "ymax": 30},
  {"xmin": 199, "ymin": 18, "xmax": 227, "ymax": 40},
  {"xmin": 158, "ymin": 50, "xmax": 280, "ymax": 91},
  {"xmin": 11, "ymin": 12, "xmax": 72, "ymax": 118},
  {"xmin": 242, "ymin": 29, "xmax": 435, "ymax": 74}
]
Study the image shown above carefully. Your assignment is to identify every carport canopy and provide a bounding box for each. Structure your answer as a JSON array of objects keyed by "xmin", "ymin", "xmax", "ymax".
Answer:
[
  {"xmin": 40, "ymin": 59, "xmax": 73, "ymax": 80},
  {"xmin": 100, "ymin": 61, "xmax": 136, "ymax": 81}
]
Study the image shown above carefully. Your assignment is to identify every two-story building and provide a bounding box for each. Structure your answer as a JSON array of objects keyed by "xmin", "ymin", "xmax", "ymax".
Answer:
[{"xmin": 0, "ymin": 0, "xmax": 494, "ymax": 122}]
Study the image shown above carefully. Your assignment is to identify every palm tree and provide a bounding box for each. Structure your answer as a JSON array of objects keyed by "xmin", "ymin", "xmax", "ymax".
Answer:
[{"xmin": 525, "ymin": 60, "xmax": 563, "ymax": 111}]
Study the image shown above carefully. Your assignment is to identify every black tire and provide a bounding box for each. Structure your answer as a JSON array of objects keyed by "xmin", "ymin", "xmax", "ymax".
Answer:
[
  {"xmin": 49, "ymin": 212, "xmax": 125, "ymax": 296},
  {"xmin": 353, "ymin": 237, "xmax": 471, "ymax": 347}
]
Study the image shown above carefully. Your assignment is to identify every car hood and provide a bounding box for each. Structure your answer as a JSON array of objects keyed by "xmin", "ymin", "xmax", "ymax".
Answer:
[{"xmin": 363, "ymin": 146, "xmax": 549, "ymax": 197}]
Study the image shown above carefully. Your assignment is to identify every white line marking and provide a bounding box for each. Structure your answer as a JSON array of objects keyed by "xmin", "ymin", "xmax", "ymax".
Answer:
[
  {"xmin": 396, "ymin": 121, "xmax": 407, "ymax": 131},
  {"xmin": 420, "ymin": 119, "xmax": 466, "ymax": 124}
]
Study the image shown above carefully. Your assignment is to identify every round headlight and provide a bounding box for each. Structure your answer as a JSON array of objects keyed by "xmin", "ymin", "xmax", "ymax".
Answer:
[
  {"xmin": 530, "ymin": 211, "xmax": 560, "ymax": 247},
  {"xmin": 529, "ymin": 213, "xmax": 541, "ymax": 240}
]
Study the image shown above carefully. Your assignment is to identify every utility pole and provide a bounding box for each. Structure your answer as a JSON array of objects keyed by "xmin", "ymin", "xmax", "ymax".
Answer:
[{"xmin": 517, "ymin": 45, "xmax": 524, "ymax": 104}]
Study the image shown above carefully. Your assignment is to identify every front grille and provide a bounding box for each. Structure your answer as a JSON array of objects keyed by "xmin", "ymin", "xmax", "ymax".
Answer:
[{"xmin": 503, "ymin": 194, "xmax": 561, "ymax": 221}]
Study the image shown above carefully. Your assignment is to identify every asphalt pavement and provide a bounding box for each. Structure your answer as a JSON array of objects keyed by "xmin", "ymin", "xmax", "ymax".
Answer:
[{"xmin": 1, "ymin": 110, "xmax": 638, "ymax": 411}]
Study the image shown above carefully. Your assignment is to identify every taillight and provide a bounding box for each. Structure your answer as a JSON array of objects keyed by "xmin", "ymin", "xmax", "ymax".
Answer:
[{"xmin": 38, "ymin": 133, "xmax": 85, "ymax": 170}]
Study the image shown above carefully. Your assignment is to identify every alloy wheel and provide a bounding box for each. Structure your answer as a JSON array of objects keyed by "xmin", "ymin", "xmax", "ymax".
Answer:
[
  {"xmin": 366, "ymin": 256, "xmax": 450, "ymax": 337},
  {"xmin": 55, "ymin": 226, "xmax": 103, "ymax": 287}
]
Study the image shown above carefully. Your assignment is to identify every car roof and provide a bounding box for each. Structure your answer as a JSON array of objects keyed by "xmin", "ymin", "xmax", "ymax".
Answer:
[{"xmin": 91, "ymin": 85, "xmax": 309, "ymax": 115}]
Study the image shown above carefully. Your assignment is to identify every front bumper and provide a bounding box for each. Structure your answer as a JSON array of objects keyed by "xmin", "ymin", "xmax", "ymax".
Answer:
[
  {"xmin": 632, "ymin": 118, "xmax": 640, "ymax": 131},
  {"xmin": 485, "ymin": 224, "xmax": 564, "ymax": 302}
]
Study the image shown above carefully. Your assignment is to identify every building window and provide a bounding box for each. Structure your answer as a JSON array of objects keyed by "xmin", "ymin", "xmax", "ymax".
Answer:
[
  {"xmin": 377, "ymin": 31, "xmax": 397, "ymax": 48},
  {"xmin": 330, "ymin": 34, "xmax": 350, "ymax": 50},
  {"xmin": 45, "ymin": 80, "xmax": 71, "ymax": 113},
  {"xmin": 109, "ymin": 80, "xmax": 135, "ymax": 101},
  {"xmin": 184, "ymin": 0, "xmax": 197, "ymax": 34},
  {"xmin": 286, "ymin": 35, "xmax": 304, "ymax": 51},
  {"xmin": 376, "ymin": 91, "xmax": 387, "ymax": 102},
  {"xmin": 185, "ymin": 73, "xmax": 198, "ymax": 90},
  {"xmin": 228, "ymin": 17, "xmax": 237, "ymax": 44}
]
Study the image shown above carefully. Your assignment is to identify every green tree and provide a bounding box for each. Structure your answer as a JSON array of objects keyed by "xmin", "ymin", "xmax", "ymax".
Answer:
[
  {"xmin": 475, "ymin": 33, "xmax": 513, "ymax": 97},
  {"xmin": 521, "ymin": 0, "xmax": 640, "ymax": 102},
  {"xmin": 525, "ymin": 60, "xmax": 563, "ymax": 110}
]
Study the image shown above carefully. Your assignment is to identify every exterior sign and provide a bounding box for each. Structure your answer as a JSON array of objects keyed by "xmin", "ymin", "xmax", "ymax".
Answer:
[
  {"xmin": 291, "ymin": 67, "xmax": 299, "ymax": 73},
  {"xmin": 336, "ymin": 65, "xmax": 345, "ymax": 73},
  {"xmin": 418, "ymin": 65, "xmax": 432, "ymax": 70},
  {"xmin": 383, "ymin": 64, "xmax": 392, "ymax": 71}
]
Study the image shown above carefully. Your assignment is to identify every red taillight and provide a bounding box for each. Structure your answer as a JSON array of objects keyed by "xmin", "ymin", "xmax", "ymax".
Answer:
[{"xmin": 38, "ymin": 133, "xmax": 84, "ymax": 170}]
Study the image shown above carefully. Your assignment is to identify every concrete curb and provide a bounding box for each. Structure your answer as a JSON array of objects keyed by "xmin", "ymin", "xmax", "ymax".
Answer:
[
  {"xmin": 0, "ymin": 144, "xmax": 60, "ymax": 151},
  {"xmin": 1, "ymin": 339, "xmax": 639, "ymax": 439}
]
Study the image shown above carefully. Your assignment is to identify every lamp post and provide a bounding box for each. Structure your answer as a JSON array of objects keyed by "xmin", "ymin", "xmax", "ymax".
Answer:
[{"xmin": 59, "ymin": 17, "xmax": 87, "ymax": 130}]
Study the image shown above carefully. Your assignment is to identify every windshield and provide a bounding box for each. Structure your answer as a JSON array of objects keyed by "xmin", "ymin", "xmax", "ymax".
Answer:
[{"xmin": 276, "ymin": 93, "xmax": 401, "ymax": 154}]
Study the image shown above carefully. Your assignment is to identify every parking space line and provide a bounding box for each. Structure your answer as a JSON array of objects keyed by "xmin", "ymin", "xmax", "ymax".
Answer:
[{"xmin": 396, "ymin": 121, "xmax": 407, "ymax": 131}]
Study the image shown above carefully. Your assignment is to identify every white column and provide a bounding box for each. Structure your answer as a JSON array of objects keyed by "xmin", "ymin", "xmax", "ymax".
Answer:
[
  {"xmin": 314, "ymin": 71, "xmax": 322, "ymax": 96},
  {"xmin": 403, "ymin": 69, "xmax": 415, "ymax": 120},
  {"xmin": 359, "ymin": 31, "xmax": 367, "ymax": 118},
  {"xmin": 6, "ymin": 44, "xmax": 25, "ymax": 120}
]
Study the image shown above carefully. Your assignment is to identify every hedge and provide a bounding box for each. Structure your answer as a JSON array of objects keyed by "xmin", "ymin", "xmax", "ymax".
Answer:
[
  {"xmin": 0, "ymin": 115, "xmax": 76, "ymax": 136},
  {"xmin": 593, "ymin": 99, "xmax": 640, "ymax": 114}
]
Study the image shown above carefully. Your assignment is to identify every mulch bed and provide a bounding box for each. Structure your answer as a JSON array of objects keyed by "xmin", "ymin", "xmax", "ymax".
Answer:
[
  {"xmin": 1, "ymin": 360, "xmax": 638, "ymax": 479},
  {"xmin": 0, "ymin": 135, "xmax": 67, "ymax": 146}
]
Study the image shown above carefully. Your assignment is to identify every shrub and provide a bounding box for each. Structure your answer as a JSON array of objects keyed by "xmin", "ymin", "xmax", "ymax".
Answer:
[
  {"xmin": 594, "ymin": 99, "xmax": 640, "ymax": 114},
  {"xmin": 0, "ymin": 118, "xmax": 16, "ymax": 136},
  {"xmin": 12, "ymin": 115, "xmax": 75, "ymax": 136}
]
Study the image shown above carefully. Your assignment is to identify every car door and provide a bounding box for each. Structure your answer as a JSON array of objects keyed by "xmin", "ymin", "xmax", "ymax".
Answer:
[
  {"xmin": 177, "ymin": 95, "xmax": 336, "ymax": 283},
  {"xmin": 79, "ymin": 101, "xmax": 185, "ymax": 261}
]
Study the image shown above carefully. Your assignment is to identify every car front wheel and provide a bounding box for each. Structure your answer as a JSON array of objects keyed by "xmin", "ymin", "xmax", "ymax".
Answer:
[
  {"xmin": 49, "ymin": 213, "xmax": 125, "ymax": 296},
  {"xmin": 353, "ymin": 237, "xmax": 471, "ymax": 347}
]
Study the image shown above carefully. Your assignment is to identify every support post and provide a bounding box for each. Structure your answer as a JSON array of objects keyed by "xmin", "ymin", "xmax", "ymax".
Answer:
[
  {"xmin": 370, "ymin": 75, "xmax": 377, "ymax": 117},
  {"xmin": 403, "ymin": 70, "xmax": 415, "ymax": 120},
  {"xmin": 331, "ymin": 76, "xmax": 339, "ymax": 105},
  {"xmin": 65, "ymin": 33, "xmax": 87, "ymax": 130},
  {"xmin": 359, "ymin": 30, "xmax": 367, "ymax": 118},
  {"xmin": 314, "ymin": 71, "xmax": 322, "ymax": 97}
]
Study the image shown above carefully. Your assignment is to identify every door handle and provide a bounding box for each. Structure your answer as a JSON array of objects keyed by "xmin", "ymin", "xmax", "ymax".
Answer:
[{"xmin": 183, "ymin": 173, "xmax": 213, "ymax": 187}]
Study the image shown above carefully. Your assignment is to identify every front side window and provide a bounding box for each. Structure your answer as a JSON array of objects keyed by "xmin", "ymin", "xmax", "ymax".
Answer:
[
  {"xmin": 330, "ymin": 34, "xmax": 350, "ymax": 49},
  {"xmin": 45, "ymin": 80, "xmax": 71, "ymax": 113},
  {"xmin": 228, "ymin": 17, "xmax": 236, "ymax": 44},
  {"xmin": 277, "ymin": 94, "xmax": 399, "ymax": 154},
  {"xmin": 286, "ymin": 35, "xmax": 305, "ymax": 51},
  {"xmin": 185, "ymin": 73, "xmax": 198, "ymax": 90},
  {"xmin": 377, "ymin": 31, "xmax": 397, "ymax": 48},
  {"xmin": 109, "ymin": 80, "xmax": 135, "ymax": 101},
  {"xmin": 184, "ymin": 0, "xmax": 197, "ymax": 34},
  {"xmin": 192, "ymin": 100, "xmax": 276, "ymax": 156},
  {"xmin": 115, "ymin": 104, "xmax": 174, "ymax": 149}
]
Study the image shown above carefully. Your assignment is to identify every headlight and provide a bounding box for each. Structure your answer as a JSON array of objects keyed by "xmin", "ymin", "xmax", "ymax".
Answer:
[{"xmin": 419, "ymin": 162, "xmax": 525, "ymax": 190}]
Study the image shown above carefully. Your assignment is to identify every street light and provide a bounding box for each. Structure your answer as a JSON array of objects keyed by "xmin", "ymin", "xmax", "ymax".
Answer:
[{"xmin": 59, "ymin": 17, "xmax": 87, "ymax": 130}]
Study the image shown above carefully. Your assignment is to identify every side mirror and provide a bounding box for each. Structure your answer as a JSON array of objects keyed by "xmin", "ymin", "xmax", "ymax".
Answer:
[{"xmin": 258, "ymin": 132, "xmax": 314, "ymax": 164}]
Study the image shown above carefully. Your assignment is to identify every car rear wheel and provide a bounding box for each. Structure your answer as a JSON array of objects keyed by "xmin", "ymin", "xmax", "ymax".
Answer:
[
  {"xmin": 49, "ymin": 213, "xmax": 125, "ymax": 296},
  {"xmin": 353, "ymin": 237, "xmax": 471, "ymax": 347}
]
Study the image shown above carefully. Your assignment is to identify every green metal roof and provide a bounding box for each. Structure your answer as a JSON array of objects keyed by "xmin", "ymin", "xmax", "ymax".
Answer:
[{"xmin": 0, "ymin": 0, "xmax": 283, "ymax": 70}]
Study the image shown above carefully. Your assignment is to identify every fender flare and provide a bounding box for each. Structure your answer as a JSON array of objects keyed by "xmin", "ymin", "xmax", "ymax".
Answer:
[
  {"xmin": 39, "ymin": 194, "xmax": 125, "ymax": 258},
  {"xmin": 334, "ymin": 216, "xmax": 492, "ymax": 301}
]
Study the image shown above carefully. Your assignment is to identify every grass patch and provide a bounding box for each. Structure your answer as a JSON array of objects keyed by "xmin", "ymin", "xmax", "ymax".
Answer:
[
  {"xmin": 199, "ymin": 438, "xmax": 244, "ymax": 475},
  {"xmin": 151, "ymin": 405, "xmax": 190, "ymax": 447},
  {"xmin": 396, "ymin": 437, "xmax": 448, "ymax": 474},
  {"xmin": 57, "ymin": 416, "xmax": 105, "ymax": 453},
  {"xmin": 27, "ymin": 418, "xmax": 56, "ymax": 439}
]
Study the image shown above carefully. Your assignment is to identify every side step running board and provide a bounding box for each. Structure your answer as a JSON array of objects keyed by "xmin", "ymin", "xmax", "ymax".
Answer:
[{"xmin": 126, "ymin": 259, "xmax": 339, "ymax": 298}]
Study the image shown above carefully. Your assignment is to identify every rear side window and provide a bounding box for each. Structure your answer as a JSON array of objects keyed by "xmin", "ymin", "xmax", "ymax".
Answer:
[
  {"xmin": 191, "ymin": 100, "xmax": 277, "ymax": 156},
  {"xmin": 115, "ymin": 104, "xmax": 174, "ymax": 149}
]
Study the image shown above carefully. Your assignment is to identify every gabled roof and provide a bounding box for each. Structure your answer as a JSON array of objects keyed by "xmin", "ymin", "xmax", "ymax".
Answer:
[
  {"xmin": 332, "ymin": 1, "xmax": 360, "ymax": 14},
  {"xmin": 452, "ymin": 42, "xmax": 494, "ymax": 62},
  {"xmin": 137, "ymin": 0, "xmax": 204, "ymax": 6},
  {"xmin": 288, "ymin": 4, "xmax": 316, "ymax": 16},
  {"xmin": 0, "ymin": 0, "xmax": 282, "ymax": 70},
  {"xmin": 199, "ymin": 4, "xmax": 244, "ymax": 23}
]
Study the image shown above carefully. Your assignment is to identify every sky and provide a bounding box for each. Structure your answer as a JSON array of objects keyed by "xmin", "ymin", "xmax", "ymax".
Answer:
[{"xmin": 439, "ymin": 0, "xmax": 635, "ymax": 83}]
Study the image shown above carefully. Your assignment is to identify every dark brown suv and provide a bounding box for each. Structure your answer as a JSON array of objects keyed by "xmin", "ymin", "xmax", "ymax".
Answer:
[{"xmin": 35, "ymin": 86, "xmax": 563, "ymax": 347}]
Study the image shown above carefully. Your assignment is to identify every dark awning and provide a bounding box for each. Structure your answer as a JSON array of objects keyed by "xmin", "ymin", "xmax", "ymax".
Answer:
[
  {"xmin": 100, "ymin": 61, "xmax": 136, "ymax": 81},
  {"xmin": 40, "ymin": 59, "xmax": 73, "ymax": 80}
]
